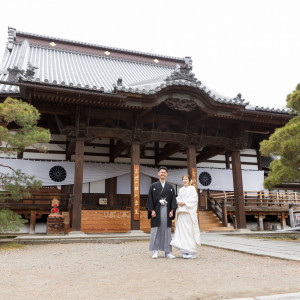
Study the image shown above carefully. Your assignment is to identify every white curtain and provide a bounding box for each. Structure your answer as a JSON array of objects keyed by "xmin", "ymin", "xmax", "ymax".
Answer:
[
  {"xmin": 196, "ymin": 167, "xmax": 264, "ymax": 191},
  {"xmin": 0, "ymin": 158, "xmax": 264, "ymax": 191}
]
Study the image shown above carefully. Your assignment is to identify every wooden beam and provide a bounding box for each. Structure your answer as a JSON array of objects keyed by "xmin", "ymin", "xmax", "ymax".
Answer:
[
  {"xmin": 196, "ymin": 147, "xmax": 224, "ymax": 163},
  {"xmin": 137, "ymin": 108, "xmax": 152, "ymax": 120},
  {"xmin": 157, "ymin": 144, "xmax": 182, "ymax": 164},
  {"xmin": 85, "ymin": 127, "xmax": 235, "ymax": 148},
  {"xmin": 54, "ymin": 114, "xmax": 65, "ymax": 135},
  {"xmin": 66, "ymin": 139, "xmax": 76, "ymax": 160},
  {"xmin": 110, "ymin": 141, "xmax": 130, "ymax": 162},
  {"xmin": 231, "ymin": 150, "xmax": 247, "ymax": 229}
]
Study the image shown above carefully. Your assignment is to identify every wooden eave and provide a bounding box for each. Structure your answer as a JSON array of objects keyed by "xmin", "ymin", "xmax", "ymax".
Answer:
[
  {"xmin": 229, "ymin": 108, "xmax": 293, "ymax": 126},
  {"xmin": 118, "ymin": 85, "xmax": 245, "ymax": 115}
]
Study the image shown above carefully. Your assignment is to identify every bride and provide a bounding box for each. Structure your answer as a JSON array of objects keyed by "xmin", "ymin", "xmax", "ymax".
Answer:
[{"xmin": 170, "ymin": 174, "xmax": 201, "ymax": 259}]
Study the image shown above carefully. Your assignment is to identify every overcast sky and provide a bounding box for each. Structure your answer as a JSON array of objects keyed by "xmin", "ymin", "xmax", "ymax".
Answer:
[{"xmin": 0, "ymin": 0, "xmax": 299, "ymax": 109}]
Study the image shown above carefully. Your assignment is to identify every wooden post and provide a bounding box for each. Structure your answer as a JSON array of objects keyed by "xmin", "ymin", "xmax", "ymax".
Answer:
[
  {"xmin": 222, "ymin": 199, "xmax": 228, "ymax": 227},
  {"xmin": 29, "ymin": 210, "xmax": 36, "ymax": 234},
  {"xmin": 106, "ymin": 177, "xmax": 117, "ymax": 209},
  {"xmin": 131, "ymin": 142, "xmax": 140, "ymax": 230},
  {"xmin": 256, "ymin": 150, "xmax": 262, "ymax": 170},
  {"xmin": 231, "ymin": 150, "xmax": 247, "ymax": 229},
  {"xmin": 258, "ymin": 213, "xmax": 264, "ymax": 231},
  {"xmin": 280, "ymin": 212, "xmax": 286, "ymax": 229},
  {"xmin": 187, "ymin": 144, "xmax": 198, "ymax": 190},
  {"xmin": 225, "ymin": 152, "xmax": 231, "ymax": 169},
  {"xmin": 72, "ymin": 137, "xmax": 85, "ymax": 231}
]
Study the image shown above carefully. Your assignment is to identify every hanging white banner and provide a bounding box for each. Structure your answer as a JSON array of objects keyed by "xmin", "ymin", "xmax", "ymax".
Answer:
[
  {"xmin": 0, "ymin": 158, "xmax": 264, "ymax": 191},
  {"xmin": 197, "ymin": 168, "xmax": 264, "ymax": 191}
]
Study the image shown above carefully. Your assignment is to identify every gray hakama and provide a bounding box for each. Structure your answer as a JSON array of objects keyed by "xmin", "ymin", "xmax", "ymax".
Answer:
[{"xmin": 149, "ymin": 205, "xmax": 172, "ymax": 253}]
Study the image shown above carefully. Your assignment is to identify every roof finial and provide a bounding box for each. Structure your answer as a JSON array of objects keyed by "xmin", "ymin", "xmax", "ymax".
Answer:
[
  {"xmin": 165, "ymin": 56, "xmax": 198, "ymax": 83},
  {"xmin": 184, "ymin": 56, "xmax": 193, "ymax": 70},
  {"xmin": 7, "ymin": 27, "xmax": 16, "ymax": 51},
  {"xmin": 24, "ymin": 62, "xmax": 38, "ymax": 80},
  {"xmin": 117, "ymin": 77, "xmax": 123, "ymax": 86}
]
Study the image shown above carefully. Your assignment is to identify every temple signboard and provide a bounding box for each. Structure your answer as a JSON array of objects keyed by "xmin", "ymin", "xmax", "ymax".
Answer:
[
  {"xmin": 191, "ymin": 167, "xmax": 197, "ymax": 190},
  {"xmin": 133, "ymin": 165, "xmax": 140, "ymax": 221}
]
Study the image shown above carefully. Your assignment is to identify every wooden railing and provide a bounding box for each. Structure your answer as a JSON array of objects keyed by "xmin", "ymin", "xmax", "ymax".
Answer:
[
  {"xmin": 0, "ymin": 191, "xmax": 70, "ymax": 210},
  {"xmin": 0, "ymin": 192, "xmax": 149, "ymax": 211},
  {"xmin": 209, "ymin": 191, "xmax": 300, "ymax": 207},
  {"xmin": 207, "ymin": 190, "xmax": 228, "ymax": 227}
]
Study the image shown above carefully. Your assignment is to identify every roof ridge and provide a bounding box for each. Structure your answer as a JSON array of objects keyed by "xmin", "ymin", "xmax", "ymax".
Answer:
[
  {"xmin": 14, "ymin": 28, "xmax": 185, "ymax": 62},
  {"xmin": 16, "ymin": 41, "xmax": 176, "ymax": 70}
]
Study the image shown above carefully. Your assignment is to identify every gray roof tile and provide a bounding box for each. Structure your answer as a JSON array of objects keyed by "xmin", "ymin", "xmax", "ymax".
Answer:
[{"xmin": 0, "ymin": 28, "xmax": 291, "ymax": 114}]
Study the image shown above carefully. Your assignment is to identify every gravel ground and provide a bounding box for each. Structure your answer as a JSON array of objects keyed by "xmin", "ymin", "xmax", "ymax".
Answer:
[{"xmin": 1, "ymin": 241, "xmax": 300, "ymax": 300}]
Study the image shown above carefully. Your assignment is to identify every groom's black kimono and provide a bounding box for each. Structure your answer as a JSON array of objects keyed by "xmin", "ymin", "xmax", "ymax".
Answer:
[{"xmin": 146, "ymin": 181, "xmax": 177, "ymax": 228}]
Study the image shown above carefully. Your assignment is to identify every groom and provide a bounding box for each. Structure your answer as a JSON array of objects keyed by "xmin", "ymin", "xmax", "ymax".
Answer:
[{"xmin": 146, "ymin": 166, "xmax": 177, "ymax": 259}]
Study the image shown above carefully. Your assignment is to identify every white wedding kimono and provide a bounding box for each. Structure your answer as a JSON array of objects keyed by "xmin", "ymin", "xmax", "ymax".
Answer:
[{"xmin": 170, "ymin": 185, "xmax": 201, "ymax": 254}]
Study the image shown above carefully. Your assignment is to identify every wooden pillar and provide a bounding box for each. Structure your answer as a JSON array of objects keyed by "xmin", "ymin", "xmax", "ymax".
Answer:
[
  {"xmin": 187, "ymin": 144, "xmax": 198, "ymax": 190},
  {"xmin": 225, "ymin": 152, "xmax": 231, "ymax": 169},
  {"xmin": 256, "ymin": 150, "xmax": 262, "ymax": 170},
  {"xmin": 280, "ymin": 212, "xmax": 286, "ymax": 229},
  {"xmin": 131, "ymin": 142, "xmax": 140, "ymax": 230},
  {"xmin": 72, "ymin": 137, "xmax": 85, "ymax": 231},
  {"xmin": 231, "ymin": 150, "xmax": 247, "ymax": 229},
  {"xmin": 106, "ymin": 177, "xmax": 117, "ymax": 209},
  {"xmin": 17, "ymin": 151, "xmax": 23, "ymax": 159},
  {"xmin": 29, "ymin": 210, "xmax": 36, "ymax": 234},
  {"xmin": 257, "ymin": 213, "xmax": 264, "ymax": 231}
]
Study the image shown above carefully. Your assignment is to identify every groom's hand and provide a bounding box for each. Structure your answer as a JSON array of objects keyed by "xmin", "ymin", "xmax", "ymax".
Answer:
[
  {"xmin": 151, "ymin": 210, "xmax": 156, "ymax": 218},
  {"xmin": 169, "ymin": 210, "xmax": 173, "ymax": 218}
]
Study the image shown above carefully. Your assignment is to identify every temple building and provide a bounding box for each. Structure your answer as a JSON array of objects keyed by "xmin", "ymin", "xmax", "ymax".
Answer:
[{"xmin": 0, "ymin": 27, "xmax": 297, "ymax": 234}]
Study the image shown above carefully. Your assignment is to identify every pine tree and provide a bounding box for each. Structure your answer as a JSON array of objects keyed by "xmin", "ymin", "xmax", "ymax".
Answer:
[
  {"xmin": 0, "ymin": 97, "xmax": 50, "ymax": 232},
  {"xmin": 260, "ymin": 84, "xmax": 300, "ymax": 189}
]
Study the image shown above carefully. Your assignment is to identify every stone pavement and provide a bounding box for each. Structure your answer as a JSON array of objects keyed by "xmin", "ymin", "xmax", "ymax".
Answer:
[
  {"xmin": 232, "ymin": 292, "xmax": 300, "ymax": 300},
  {"xmin": 200, "ymin": 232, "xmax": 300, "ymax": 261}
]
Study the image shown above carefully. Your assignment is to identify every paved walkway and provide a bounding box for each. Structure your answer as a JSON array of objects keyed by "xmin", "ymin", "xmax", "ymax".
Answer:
[
  {"xmin": 232, "ymin": 292, "xmax": 300, "ymax": 300},
  {"xmin": 201, "ymin": 232, "xmax": 300, "ymax": 261}
]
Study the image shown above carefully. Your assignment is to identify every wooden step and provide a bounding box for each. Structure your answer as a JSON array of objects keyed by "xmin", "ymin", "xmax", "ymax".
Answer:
[
  {"xmin": 199, "ymin": 216, "xmax": 221, "ymax": 222},
  {"xmin": 198, "ymin": 210, "xmax": 235, "ymax": 232}
]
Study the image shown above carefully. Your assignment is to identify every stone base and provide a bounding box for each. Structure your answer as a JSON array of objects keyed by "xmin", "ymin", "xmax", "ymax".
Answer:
[
  {"xmin": 234, "ymin": 228, "xmax": 252, "ymax": 233},
  {"xmin": 47, "ymin": 217, "xmax": 65, "ymax": 235},
  {"xmin": 126, "ymin": 230, "xmax": 148, "ymax": 236},
  {"xmin": 67, "ymin": 231, "xmax": 87, "ymax": 236}
]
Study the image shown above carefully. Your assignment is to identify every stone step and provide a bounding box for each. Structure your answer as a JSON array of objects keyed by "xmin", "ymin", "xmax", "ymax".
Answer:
[
  {"xmin": 200, "ymin": 220, "xmax": 222, "ymax": 226},
  {"xmin": 199, "ymin": 215, "xmax": 221, "ymax": 221},
  {"xmin": 200, "ymin": 226, "xmax": 234, "ymax": 232}
]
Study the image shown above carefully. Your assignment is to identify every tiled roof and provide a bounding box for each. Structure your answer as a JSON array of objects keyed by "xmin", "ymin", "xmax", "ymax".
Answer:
[
  {"xmin": 254, "ymin": 106, "xmax": 289, "ymax": 114},
  {"xmin": 0, "ymin": 35, "xmax": 247, "ymax": 107},
  {"xmin": 0, "ymin": 28, "xmax": 290, "ymax": 113},
  {"xmin": 0, "ymin": 39, "xmax": 176, "ymax": 94}
]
